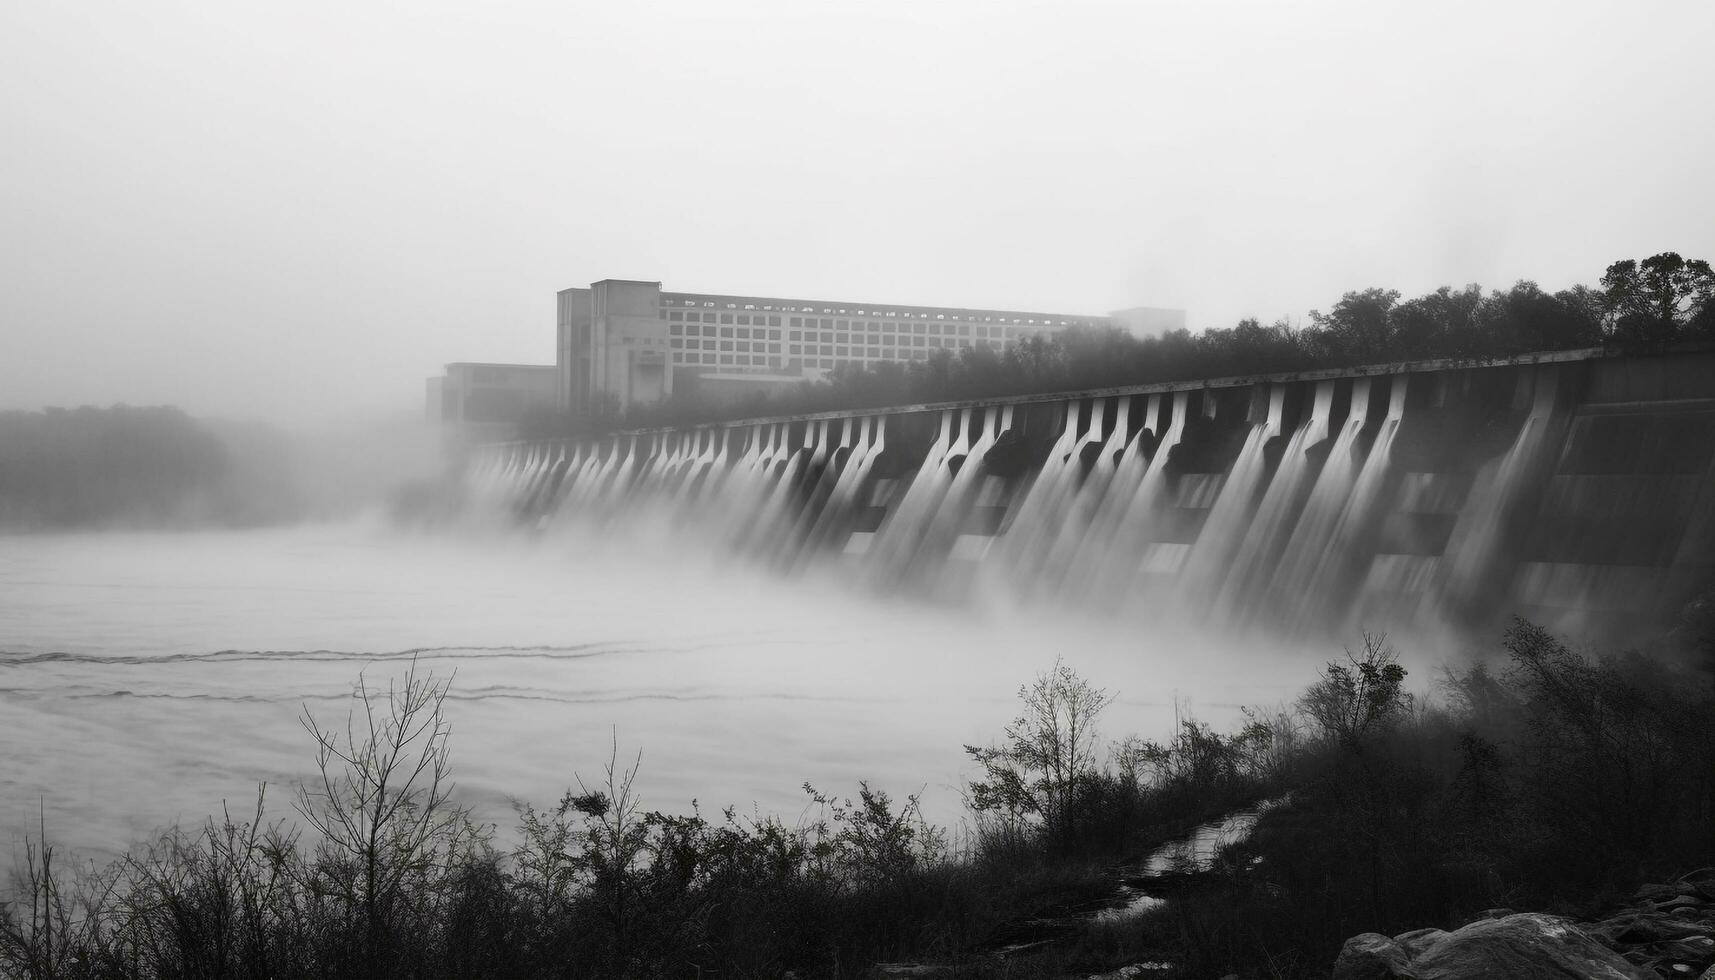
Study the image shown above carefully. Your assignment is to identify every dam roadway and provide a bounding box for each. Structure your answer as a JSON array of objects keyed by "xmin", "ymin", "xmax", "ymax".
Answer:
[{"xmin": 476, "ymin": 344, "xmax": 1715, "ymax": 643}]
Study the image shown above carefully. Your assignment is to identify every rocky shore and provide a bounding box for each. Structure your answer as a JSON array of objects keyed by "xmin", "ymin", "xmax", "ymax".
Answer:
[{"xmin": 1335, "ymin": 868, "xmax": 1715, "ymax": 980}]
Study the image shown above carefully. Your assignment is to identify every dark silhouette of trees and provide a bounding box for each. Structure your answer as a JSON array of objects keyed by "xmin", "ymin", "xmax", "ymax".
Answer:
[
  {"xmin": 1602, "ymin": 252, "xmax": 1715, "ymax": 347},
  {"xmin": 513, "ymin": 254, "xmax": 1712, "ymax": 436}
]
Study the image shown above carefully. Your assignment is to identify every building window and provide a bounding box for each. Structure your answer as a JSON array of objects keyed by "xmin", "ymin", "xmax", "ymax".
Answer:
[
  {"xmin": 737, "ymin": 327, "xmax": 751, "ymax": 338},
  {"xmin": 670, "ymin": 338, "xmax": 683, "ymax": 348},
  {"xmin": 768, "ymin": 316, "xmax": 781, "ymax": 326},
  {"xmin": 867, "ymin": 347, "xmax": 880, "ymax": 357},
  {"xmin": 790, "ymin": 317, "xmax": 802, "ymax": 327},
  {"xmin": 702, "ymin": 340, "xmax": 716, "ymax": 350},
  {"xmin": 720, "ymin": 355, "xmax": 733, "ymax": 364},
  {"xmin": 720, "ymin": 341, "xmax": 733, "ymax": 351},
  {"xmin": 720, "ymin": 314, "xmax": 733, "ymax": 324},
  {"xmin": 789, "ymin": 330, "xmax": 801, "ymax": 341},
  {"xmin": 737, "ymin": 315, "xmax": 750, "ymax": 325},
  {"xmin": 669, "ymin": 324, "xmax": 682, "ymax": 335},
  {"xmin": 820, "ymin": 331, "xmax": 833, "ymax": 342},
  {"xmin": 836, "ymin": 346, "xmax": 849, "ymax": 356},
  {"xmin": 769, "ymin": 329, "xmax": 782, "ymax": 339},
  {"xmin": 835, "ymin": 333, "xmax": 848, "ymax": 343},
  {"xmin": 738, "ymin": 341, "xmax": 751, "ymax": 352},
  {"xmin": 789, "ymin": 344, "xmax": 801, "ymax": 354},
  {"xmin": 669, "ymin": 311, "xmax": 683, "ymax": 321},
  {"xmin": 820, "ymin": 358, "xmax": 834, "ymax": 368},
  {"xmin": 819, "ymin": 345, "xmax": 833, "ymax": 355},
  {"xmin": 720, "ymin": 328, "xmax": 734, "ymax": 338},
  {"xmin": 930, "ymin": 338, "xmax": 942, "ymax": 348},
  {"xmin": 701, "ymin": 313, "xmax": 715, "ymax": 323}
]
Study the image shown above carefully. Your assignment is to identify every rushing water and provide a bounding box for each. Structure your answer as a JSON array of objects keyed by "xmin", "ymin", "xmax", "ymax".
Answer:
[{"xmin": 0, "ymin": 520, "xmax": 1332, "ymax": 863}]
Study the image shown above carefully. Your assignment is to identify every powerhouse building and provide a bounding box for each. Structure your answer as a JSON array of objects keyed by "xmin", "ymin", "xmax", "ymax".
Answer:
[{"xmin": 557, "ymin": 278, "xmax": 1182, "ymax": 415}]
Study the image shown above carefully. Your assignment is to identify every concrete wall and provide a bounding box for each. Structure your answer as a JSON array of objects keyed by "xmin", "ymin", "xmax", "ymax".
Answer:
[{"xmin": 491, "ymin": 346, "xmax": 1715, "ymax": 644}]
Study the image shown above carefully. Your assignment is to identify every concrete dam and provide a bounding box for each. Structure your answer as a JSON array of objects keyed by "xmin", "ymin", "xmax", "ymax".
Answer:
[{"xmin": 471, "ymin": 347, "xmax": 1715, "ymax": 644}]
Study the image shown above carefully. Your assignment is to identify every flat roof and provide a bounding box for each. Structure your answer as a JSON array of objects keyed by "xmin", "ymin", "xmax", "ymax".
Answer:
[{"xmin": 443, "ymin": 362, "xmax": 557, "ymax": 371}]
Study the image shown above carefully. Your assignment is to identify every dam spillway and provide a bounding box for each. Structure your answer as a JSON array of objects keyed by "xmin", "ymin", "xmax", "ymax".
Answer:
[{"xmin": 470, "ymin": 347, "xmax": 1715, "ymax": 644}]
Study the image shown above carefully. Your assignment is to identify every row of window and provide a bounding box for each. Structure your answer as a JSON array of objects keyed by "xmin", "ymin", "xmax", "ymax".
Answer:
[
  {"xmin": 785, "ymin": 317, "xmax": 1041, "ymax": 339},
  {"xmin": 670, "ymin": 325, "xmax": 782, "ymax": 339},
  {"xmin": 669, "ymin": 322, "xmax": 1037, "ymax": 342},
  {"xmin": 667, "ymin": 312, "xmax": 784, "ymax": 326},
  {"xmin": 662, "ymin": 296, "xmax": 1096, "ymax": 328},
  {"xmin": 667, "ymin": 337, "xmax": 1011, "ymax": 355},
  {"xmin": 670, "ymin": 352, "xmax": 937, "ymax": 368}
]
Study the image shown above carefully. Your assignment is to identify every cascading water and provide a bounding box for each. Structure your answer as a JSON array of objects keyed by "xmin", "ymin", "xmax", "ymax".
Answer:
[
  {"xmin": 867, "ymin": 410, "xmax": 969, "ymax": 585},
  {"xmin": 992, "ymin": 401, "xmax": 1106, "ymax": 594},
  {"xmin": 1212, "ymin": 381, "xmax": 1335, "ymax": 625},
  {"xmin": 1431, "ymin": 365, "xmax": 1566, "ymax": 626},
  {"xmin": 1037, "ymin": 399, "xmax": 1135, "ymax": 600},
  {"xmin": 798, "ymin": 416, "xmax": 885, "ymax": 564},
  {"xmin": 1175, "ymin": 386, "xmax": 1284, "ymax": 618},
  {"xmin": 1278, "ymin": 377, "xmax": 1405, "ymax": 635},
  {"xmin": 463, "ymin": 356, "xmax": 1675, "ymax": 639}
]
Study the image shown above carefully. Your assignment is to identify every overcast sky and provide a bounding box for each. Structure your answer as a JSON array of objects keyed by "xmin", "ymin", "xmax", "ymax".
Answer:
[{"xmin": 3, "ymin": 0, "xmax": 1711, "ymax": 426}]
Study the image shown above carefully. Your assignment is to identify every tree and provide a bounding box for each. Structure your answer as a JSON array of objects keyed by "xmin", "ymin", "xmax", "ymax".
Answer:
[
  {"xmin": 1601, "ymin": 252, "xmax": 1715, "ymax": 347},
  {"xmin": 294, "ymin": 661, "xmax": 480, "ymax": 965},
  {"xmin": 1299, "ymin": 632, "xmax": 1412, "ymax": 751},
  {"xmin": 965, "ymin": 658, "xmax": 1115, "ymax": 846},
  {"xmin": 1307, "ymin": 288, "xmax": 1402, "ymax": 363}
]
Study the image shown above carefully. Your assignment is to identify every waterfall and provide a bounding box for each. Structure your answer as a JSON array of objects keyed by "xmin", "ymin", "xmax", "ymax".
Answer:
[
  {"xmin": 1279, "ymin": 377, "xmax": 1406, "ymax": 635},
  {"xmin": 1038, "ymin": 399, "xmax": 1134, "ymax": 600},
  {"xmin": 465, "ymin": 352, "xmax": 1694, "ymax": 641},
  {"xmin": 799, "ymin": 416, "xmax": 885, "ymax": 564},
  {"xmin": 866, "ymin": 410, "xmax": 964, "ymax": 586},
  {"xmin": 1212, "ymin": 381, "xmax": 1336, "ymax": 624},
  {"xmin": 1431, "ymin": 365, "xmax": 1566, "ymax": 626},
  {"xmin": 993, "ymin": 401, "xmax": 1106, "ymax": 594},
  {"xmin": 1176, "ymin": 386, "xmax": 1284, "ymax": 616}
]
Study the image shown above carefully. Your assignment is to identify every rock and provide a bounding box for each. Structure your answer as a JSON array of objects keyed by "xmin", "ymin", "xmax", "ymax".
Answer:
[
  {"xmin": 1085, "ymin": 966, "xmax": 1171, "ymax": 979},
  {"xmin": 1649, "ymin": 936, "xmax": 1715, "ymax": 962},
  {"xmin": 1394, "ymin": 927, "xmax": 1448, "ymax": 958},
  {"xmin": 872, "ymin": 965, "xmax": 954, "ymax": 978},
  {"xmin": 1659, "ymin": 896, "xmax": 1706, "ymax": 913},
  {"xmin": 1332, "ymin": 933, "xmax": 1414, "ymax": 980},
  {"xmin": 1407, "ymin": 913, "xmax": 1653, "ymax": 980},
  {"xmin": 1479, "ymin": 907, "xmax": 1515, "ymax": 919},
  {"xmin": 1700, "ymin": 963, "xmax": 1715, "ymax": 979},
  {"xmin": 1595, "ymin": 913, "xmax": 1714, "ymax": 945}
]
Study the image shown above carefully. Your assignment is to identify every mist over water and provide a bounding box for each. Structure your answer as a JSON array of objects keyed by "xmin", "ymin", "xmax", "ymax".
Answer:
[{"xmin": 1, "ymin": 519, "xmax": 1362, "ymax": 862}]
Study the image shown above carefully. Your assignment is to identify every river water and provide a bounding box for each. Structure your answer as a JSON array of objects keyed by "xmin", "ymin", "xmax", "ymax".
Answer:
[{"xmin": 2, "ymin": 519, "xmax": 1337, "ymax": 863}]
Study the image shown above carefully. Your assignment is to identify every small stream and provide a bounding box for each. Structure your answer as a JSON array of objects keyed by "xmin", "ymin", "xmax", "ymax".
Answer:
[
  {"xmin": 1097, "ymin": 797, "xmax": 1283, "ymax": 924},
  {"xmin": 969, "ymin": 798, "xmax": 1286, "ymax": 964}
]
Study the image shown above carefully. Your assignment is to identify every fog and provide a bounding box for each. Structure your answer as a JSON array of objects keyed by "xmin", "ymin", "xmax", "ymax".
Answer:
[
  {"xmin": 4, "ymin": 0, "xmax": 1714, "ymax": 426},
  {"xmin": 0, "ymin": 519, "xmax": 1364, "ymax": 861}
]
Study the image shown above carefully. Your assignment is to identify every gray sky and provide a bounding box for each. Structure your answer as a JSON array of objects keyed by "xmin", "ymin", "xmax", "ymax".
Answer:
[{"xmin": 4, "ymin": 0, "xmax": 1712, "ymax": 426}]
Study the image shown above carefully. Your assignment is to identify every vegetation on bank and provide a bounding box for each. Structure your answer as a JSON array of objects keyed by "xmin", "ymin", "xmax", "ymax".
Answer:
[
  {"xmin": 5, "ymin": 611, "xmax": 1714, "ymax": 979},
  {"xmin": 522, "ymin": 251, "xmax": 1715, "ymax": 437},
  {"xmin": 0, "ymin": 406, "xmax": 302, "ymax": 529}
]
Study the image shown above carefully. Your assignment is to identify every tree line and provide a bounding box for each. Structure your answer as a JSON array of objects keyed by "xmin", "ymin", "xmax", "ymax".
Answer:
[
  {"xmin": 523, "ymin": 252, "xmax": 1714, "ymax": 436},
  {"xmin": 0, "ymin": 405, "xmax": 302, "ymax": 528}
]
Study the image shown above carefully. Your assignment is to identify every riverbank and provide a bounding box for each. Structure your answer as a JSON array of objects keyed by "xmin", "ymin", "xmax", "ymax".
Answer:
[{"xmin": 5, "ymin": 617, "xmax": 1712, "ymax": 978}]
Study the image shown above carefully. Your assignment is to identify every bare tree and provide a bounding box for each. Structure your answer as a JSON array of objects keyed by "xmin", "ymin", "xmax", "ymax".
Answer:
[
  {"xmin": 293, "ymin": 660, "xmax": 477, "ymax": 959},
  {"xmin": 965, "ymin": 657, "xmax": 1115, "ymax": 844}
]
